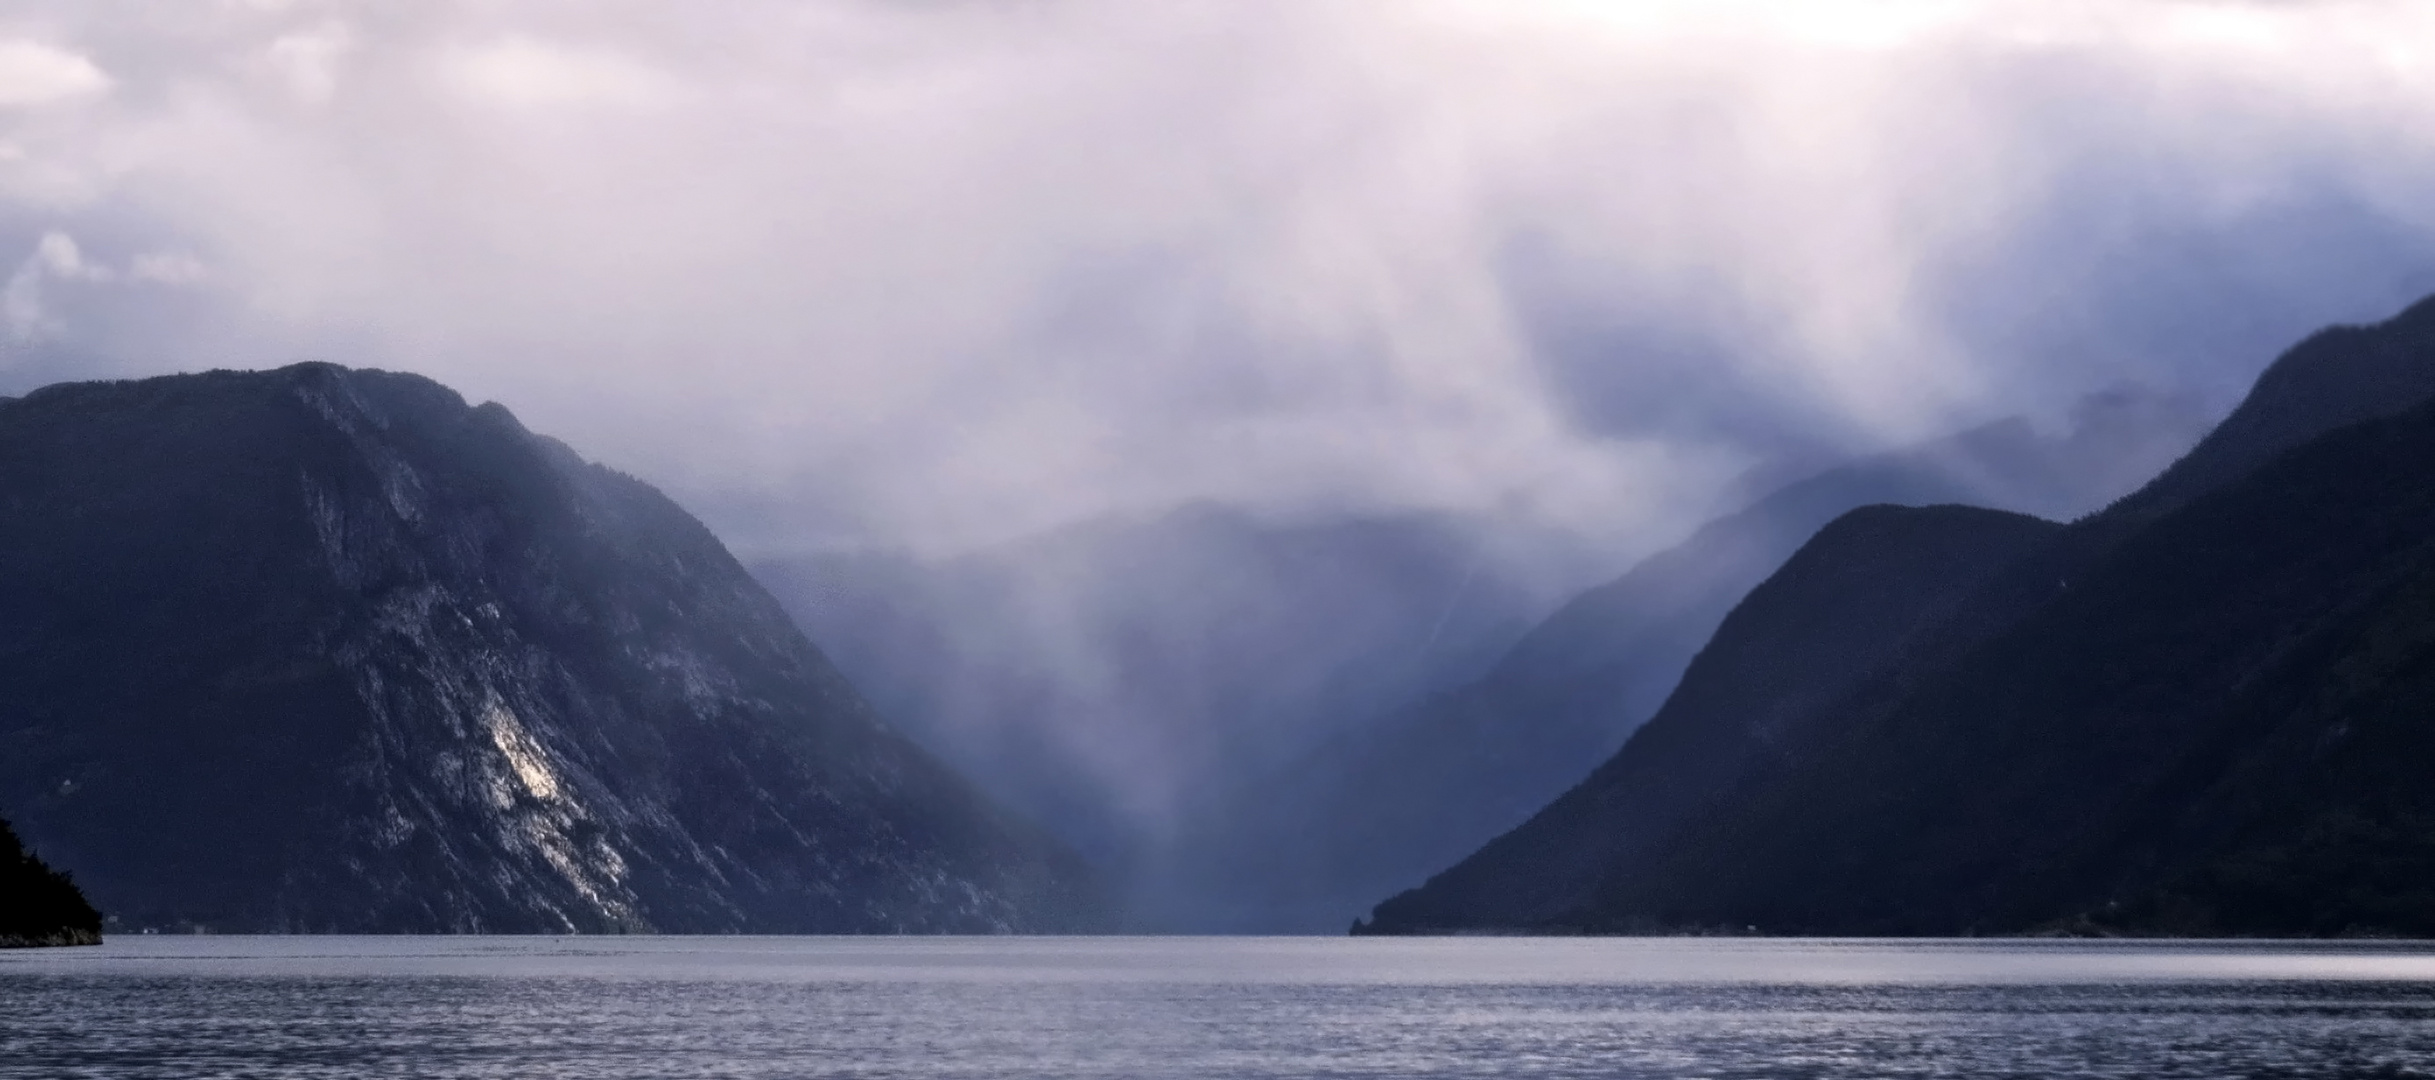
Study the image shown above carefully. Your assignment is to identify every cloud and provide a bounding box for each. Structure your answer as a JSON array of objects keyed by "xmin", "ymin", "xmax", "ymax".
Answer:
[
  {"xmin": 6, "ymin": 231, "xmax": 109, "ymax": 339},
  {"xmin": 437, "ymin": 37, "xmax": 681, "ymax": 110},
  {"xmin": 262, "ymin": 22, "xmax": 353, "ymax": 106},
  {"xmin": 0, "ymin": 39, "xmax": 107, "ymax": 107},
  {"xmin": 0, "ymin": 1, "xmax": 2429, "ymax": 562}
]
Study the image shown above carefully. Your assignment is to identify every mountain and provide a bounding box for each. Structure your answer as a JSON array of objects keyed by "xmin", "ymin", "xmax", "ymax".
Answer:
[
  {"xmin": 2113, "ymin": 292, "xmax": 2435, "ymax": 520},
  {"xmin": 1361, "ymin": 291, "xmax": 2435, "ymax": 936},
  {"xmin": 1, "ymin": 815, "xmax": 100, "ymax": 947},
  {"xmin": 1350, "ymin": 503, "xmax": 2057, "ymax": 933},
  {"xmin": 0, "ymin": 364, "xmax": 1104, "ymax": 933},
  {"xmin": 1179, "ymin": 389, "xmax": 2206, "ymax": 932}
]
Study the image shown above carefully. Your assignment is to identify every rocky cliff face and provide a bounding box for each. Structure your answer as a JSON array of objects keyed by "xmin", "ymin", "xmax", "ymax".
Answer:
[{"xmin": 0, "ymin": 364, "xmax": 1104, "ymax": 933}]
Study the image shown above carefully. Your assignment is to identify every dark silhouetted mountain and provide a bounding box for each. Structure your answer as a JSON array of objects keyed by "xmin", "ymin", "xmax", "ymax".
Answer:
[
  {"xmin": 1187, "ymin": 389, "xmax": 2205, "ymax": 932},
  {"xmin": 1362, "ymin": 291, "xmax": 2435, "ymax": 936},
  {"xmin": 1353, "ymin": 503, "xmax": 2058, "ymax": 933},
  {"xmin": 1, "ymin": 815, "xmax": 100, "ymax": 947},
  {"xmin": 2114, "ymin": 291, "xmax": 2435, "ymax": 520},
  {"xmin": 0, "ymin": 364, "xmax": 1104, "ymax": 933}
]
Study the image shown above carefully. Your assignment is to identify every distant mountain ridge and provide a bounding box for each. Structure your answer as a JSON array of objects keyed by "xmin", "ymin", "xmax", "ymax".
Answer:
[
  {"xmin": 2114, "ymin": 292, "xmax": 2435, "ymax": 520},
  {"xmin": 1361, "ymin": 290, "xmax": 2435, "ymax": 936},
  {"xmin": 0, "ymin": 364, "xmax": 1104, "ymax": 933},
  {"xmin": 1173, "ymin": 389, "xmax": 2206, "ymax": 931}
]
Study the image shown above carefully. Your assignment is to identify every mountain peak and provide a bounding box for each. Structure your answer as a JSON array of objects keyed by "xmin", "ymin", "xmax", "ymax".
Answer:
[
  {"xmin": 2113, "ymin": 291, "xmax": 2435, "ymax": 519},
  {"xmin": 1358, "ymin": 290, "xmax": 2435, "ymax": 937},
  {"xmin": 0, "ymin": 365, "xmax": 1105, "ymax": 933}
]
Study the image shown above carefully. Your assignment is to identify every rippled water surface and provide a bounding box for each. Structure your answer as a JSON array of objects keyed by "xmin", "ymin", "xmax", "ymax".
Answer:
[{"xmin": 5, "ymin": 936, "xmax": 2435, "ymax": 1078}]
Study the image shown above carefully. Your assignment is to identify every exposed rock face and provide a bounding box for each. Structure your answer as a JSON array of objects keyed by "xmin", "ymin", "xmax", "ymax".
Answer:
[{"xmin": 0, "ymin": 364, "xmax": 1104, "ymax": 933}]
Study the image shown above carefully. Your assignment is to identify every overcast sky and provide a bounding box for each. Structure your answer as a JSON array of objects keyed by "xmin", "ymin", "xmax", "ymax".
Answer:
[{"xmin": 3, "ymin": 0, "xmax": 2434, "ymax": 561}]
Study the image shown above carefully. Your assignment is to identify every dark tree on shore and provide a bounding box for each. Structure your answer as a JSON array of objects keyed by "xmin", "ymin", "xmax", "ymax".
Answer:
[{"xmin": 1, "ymin": 816, "xmax": 101, "ymax": 947}]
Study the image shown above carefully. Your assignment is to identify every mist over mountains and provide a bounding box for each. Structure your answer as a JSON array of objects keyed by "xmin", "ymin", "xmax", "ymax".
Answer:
[
  {"xmin": 11, "ymin": 2, "xmax": 2435, "ymax": 578},
  {"xmin": 1172, "ymin": 389, "xmax": 2208, "ymax": 931},
  {"xmin": 756, "ymin": 508, "xmax": 1561, "ymax": 871},
  {"xmin": 0, "ymin": 297, "xmax": 2426, "ymax": 939},
  {"xmin": 2, "ymin": 4, "xmax": 2435, "ymax": 946},
  {"xmin": 1364, "ymin": 292, "xmax": 2435, "ymax": 936},
  {"xmin": 760, "ymin": 386, "xmax": 2209, "ymax": 929}
]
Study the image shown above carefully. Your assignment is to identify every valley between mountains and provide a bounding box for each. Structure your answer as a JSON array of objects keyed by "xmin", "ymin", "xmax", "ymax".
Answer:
[{"xmin": 5, "ymin": 295, "xmax": 2435, "ymax": 939}]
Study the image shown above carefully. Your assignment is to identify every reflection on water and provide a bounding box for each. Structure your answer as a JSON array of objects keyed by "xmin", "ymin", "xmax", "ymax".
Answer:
[{"xmin": 4, "ymin": 937, "xmax": 2433, "ymax": 1078}]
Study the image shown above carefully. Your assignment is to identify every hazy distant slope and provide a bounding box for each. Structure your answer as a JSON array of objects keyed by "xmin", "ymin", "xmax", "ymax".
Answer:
[
  {"xmin": 1364, "ymin": 290, "xmax": 2435, "ymax": 936},
  {"xmin": 1188, "ymin": 392, "xmax": 2203, "ymax": 932},
  {"xmin": 1355, "ymin": 504, "xmax": 2056, "ymax": 933},
  {"xmin": 757, "ymin": 505, "xmax": 1554, "ymax": 892},
  {"xmin": 0, "ymin": 364, "xmax": 1104, "ymax": 933}
]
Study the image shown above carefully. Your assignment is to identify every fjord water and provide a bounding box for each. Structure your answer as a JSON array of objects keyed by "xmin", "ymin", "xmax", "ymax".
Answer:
[{"xmin": 4, "ymin": 937, "xmax": 2432, "ymax": 1079}]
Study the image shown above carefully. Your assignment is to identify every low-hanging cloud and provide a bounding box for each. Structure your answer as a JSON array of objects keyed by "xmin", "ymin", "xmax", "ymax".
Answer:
[{"xmin": 0, "ymin": 0, "xmax": 2432, "ymax": 561}]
